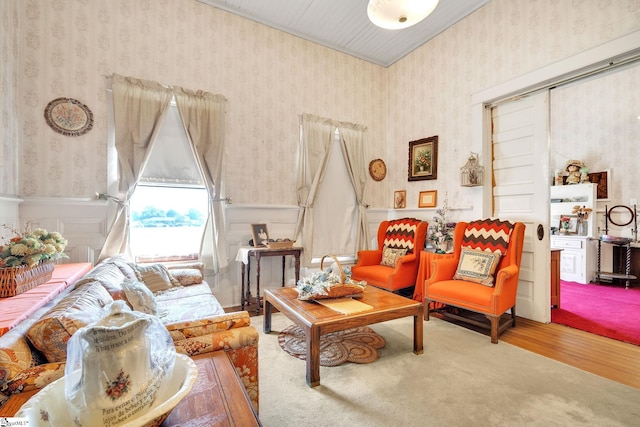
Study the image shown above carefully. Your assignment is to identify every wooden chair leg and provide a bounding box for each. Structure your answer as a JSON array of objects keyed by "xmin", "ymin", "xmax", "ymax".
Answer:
[
  {"xmin": 424, "ymin": 299, "xmax": 430, "ymax": 321},
  {"xmin": 511, "ymin": 305, "xmax": 517, "ymax": 328},
  {"xmin": 487, "ymin": 315, "xmax": 499, "ymax": 344}
]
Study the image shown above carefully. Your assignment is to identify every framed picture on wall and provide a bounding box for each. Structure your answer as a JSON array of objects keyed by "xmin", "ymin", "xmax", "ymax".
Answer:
[
  {"xmin": 394, "ymin": 190, "xmax": 406, "ymax": 209},
  {"xmin": 418, "ymin": 190, "xmax": 437, "ymax": 208},
  {"xmin": 408, "ymin": 136, "xmax": 438, "ymax": 181},
  {"xmin": 588, "ymin": 170, "xmax": 610, "ymax": 201}
]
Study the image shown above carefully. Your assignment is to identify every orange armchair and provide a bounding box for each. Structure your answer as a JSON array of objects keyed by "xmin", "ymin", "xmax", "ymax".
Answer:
[
  {"xmin": 351, "ymin": 218, "xmax": 428, "ymax": 293},
  {"xmin": 424, "ymin": 220, "xmax": 525, "ymax": 343}
]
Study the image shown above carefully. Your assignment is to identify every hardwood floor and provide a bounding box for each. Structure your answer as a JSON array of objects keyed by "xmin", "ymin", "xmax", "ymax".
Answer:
[
  {"xmin": 501, "ymin": 317, "xmax": 640, "ymax": 390},
  {"xmin": 230, "ymin": 304, "xmax": 640, "ymax": 390}
]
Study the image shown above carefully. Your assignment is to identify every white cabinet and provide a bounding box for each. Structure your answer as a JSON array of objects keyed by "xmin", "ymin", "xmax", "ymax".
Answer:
[
  {"xmin": 550, "ymin": 235, "xmax": 595, "ymax": 283},
  {"xmin": 550, "ymin": 183, "xmax": 597, "ymax": 284}
]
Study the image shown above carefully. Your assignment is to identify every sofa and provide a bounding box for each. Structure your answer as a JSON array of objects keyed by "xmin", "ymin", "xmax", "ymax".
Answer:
[{"xmin": 0, "ymin": 255, "xmax": 259, "ymax": 412}]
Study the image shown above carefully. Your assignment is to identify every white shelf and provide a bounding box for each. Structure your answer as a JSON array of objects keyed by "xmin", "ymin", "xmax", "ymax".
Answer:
[{"xmin": 550, "ymin": 183, "xmax": 597, "ymax": 284}]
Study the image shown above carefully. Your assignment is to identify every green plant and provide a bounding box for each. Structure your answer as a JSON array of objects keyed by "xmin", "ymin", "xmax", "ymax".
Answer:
[{"xmin": 0, "ymin": 223, "xmax": 68, "ymax": 267}]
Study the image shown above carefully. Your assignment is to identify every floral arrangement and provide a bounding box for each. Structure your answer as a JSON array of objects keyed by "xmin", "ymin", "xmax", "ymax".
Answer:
[
  {"xmin": 296, "ymin": 263, "xmax": 366, "ymax": 300},
  {"xmin": 428, "ymin": 193, "xmax": 456, "ymax": 252},
  {"xmin": 559, "ymin": 216, "xmax": 572, "ymax": 233},
  {"xmin": 572, "ymin": 205, "xmax": 593, "ymax": 222},
  {"xmin": 415, "ymin": 149, "xmax": 431, "ymax": 171},
  {"xmin": 0, "ymin": 223, "xmax": 68, "ymax": 268}
]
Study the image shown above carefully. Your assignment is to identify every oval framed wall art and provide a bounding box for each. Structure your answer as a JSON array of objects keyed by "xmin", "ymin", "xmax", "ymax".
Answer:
[{"xmin": 44, "ymin": 97, "xmax": 94, "ymax": 136}]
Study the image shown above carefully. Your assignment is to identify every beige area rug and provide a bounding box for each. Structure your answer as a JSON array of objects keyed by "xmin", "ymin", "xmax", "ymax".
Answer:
[
  {"xmin": 278, "ymin": 325, "xmax": 385, "ymax": 366},
  {"xmin": 256, "ymin": 314, "xmax": 640, "ymax": 427}
]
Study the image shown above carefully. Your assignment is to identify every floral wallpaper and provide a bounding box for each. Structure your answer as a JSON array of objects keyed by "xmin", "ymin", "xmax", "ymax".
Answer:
[
  {"xmin": 4, "ymin": 0, "xmax": 386, "ymax": 206},
  {"xmin": 2, "ymin": 0, "xmax": 640, "ymax": 213},
  {"xmin": 0, "ymin": 0, "xmax": 19, "ymax": 195}
]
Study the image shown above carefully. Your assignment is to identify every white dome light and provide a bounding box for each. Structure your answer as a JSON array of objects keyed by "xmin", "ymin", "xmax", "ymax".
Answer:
[{"xmin": 367, "ymin": 0, "xmax": 440, "ymax": 30}]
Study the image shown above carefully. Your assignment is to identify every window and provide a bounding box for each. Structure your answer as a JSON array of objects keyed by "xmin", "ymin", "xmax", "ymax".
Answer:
[
  {"xmin": 128, "ymin": 101, "xmax": 207, "ymax": 262},
  {"xmin": 130, "ymin": 185, "xmax": 207, "ymax": 262}
]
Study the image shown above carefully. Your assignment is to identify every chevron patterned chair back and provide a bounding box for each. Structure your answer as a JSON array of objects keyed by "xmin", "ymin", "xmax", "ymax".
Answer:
[{"xmin": 351, "ymin": 218, "xmax": 428, "ymax": 293}]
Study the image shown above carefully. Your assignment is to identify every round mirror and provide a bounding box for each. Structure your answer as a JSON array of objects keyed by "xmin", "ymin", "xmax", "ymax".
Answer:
[{"xmin": 606, "ymin": 205, "xmax": 635, "ymax": 227}]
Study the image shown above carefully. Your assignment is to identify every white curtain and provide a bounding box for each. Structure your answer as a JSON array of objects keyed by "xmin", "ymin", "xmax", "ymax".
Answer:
[
  {"xmin": 338, "ymin": 122, "xmax": 369, "ymax": 252},
  {"xmin": 173, "ymin": 87, "xmax": 228, "ymax": 273},
  {"xmin": 294, "ymin": 114, "xmax": 335, "ymax": 266},
  {"xmin": 98, "ymin": 74, "xmax": 172, "ymax": 262}
]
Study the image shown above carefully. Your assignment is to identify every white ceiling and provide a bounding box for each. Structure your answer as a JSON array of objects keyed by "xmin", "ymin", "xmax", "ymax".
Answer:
[{"xmin": 197, "ymin": 0, "xmax": 490, "ymax": 67}]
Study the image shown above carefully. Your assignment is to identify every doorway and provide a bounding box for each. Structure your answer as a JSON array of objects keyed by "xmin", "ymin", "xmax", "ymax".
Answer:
[
  {"xmin": 472, "ymin": 29, "xmax": 640, "ymax": 325},
  {"xmin": 548, "ymin": 62, "xmax": 640, "ymax": 340}
]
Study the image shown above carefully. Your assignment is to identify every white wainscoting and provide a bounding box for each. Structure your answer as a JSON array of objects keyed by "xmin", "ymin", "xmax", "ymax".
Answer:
[
  {"xmin": 18, "ymin": 197, "xmax": 110, "ymax": 265},
  {"xmin": 0, "ymin": 196, "xmax": 22, "ymax": 240},
  {"xmin": 0, "ymin": 196, "xmax": 412, "ymax": 308},
  {"xmin": 217, "ymin": 204, "xmax": 301, "ymax": 308}
]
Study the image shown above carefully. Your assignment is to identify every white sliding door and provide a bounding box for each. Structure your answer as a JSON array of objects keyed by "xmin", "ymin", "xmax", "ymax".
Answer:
[{"xmin": 491, "ymin": 91, "xmax": 550, "ymax": 322}]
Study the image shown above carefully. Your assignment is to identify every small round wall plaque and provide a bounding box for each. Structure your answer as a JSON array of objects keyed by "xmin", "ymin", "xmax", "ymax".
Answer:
[
  {"xmin": 44, "ymin": 97, "xmax": 94, "ymax": 136},
  {"xmin": 369, "ymin": 158, "xmax": 387, "ymax": 181}
]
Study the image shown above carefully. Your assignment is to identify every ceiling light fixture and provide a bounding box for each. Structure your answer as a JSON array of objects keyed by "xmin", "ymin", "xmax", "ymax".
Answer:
[{"xmin": 367, "ymin": 0, "xmax": 440, "ymax": 30}]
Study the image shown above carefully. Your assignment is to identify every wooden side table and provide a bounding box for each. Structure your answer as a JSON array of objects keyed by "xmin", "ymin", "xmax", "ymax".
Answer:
[
  {"xmin": 551, "ymin": 249, "xmax": 562, "ymax": 308},
  {"xmin": 237, "ymin": 247, "xmax": 302, "ymax": 315}
]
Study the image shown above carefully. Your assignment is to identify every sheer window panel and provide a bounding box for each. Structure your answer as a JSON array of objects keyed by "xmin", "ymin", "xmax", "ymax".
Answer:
[{"xmin": 311, "ymin": 129, "xmax": 358, "ymax": 264}]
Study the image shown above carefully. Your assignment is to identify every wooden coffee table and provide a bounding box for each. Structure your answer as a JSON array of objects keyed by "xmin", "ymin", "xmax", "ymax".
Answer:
[{"xmin": 263, "ymin": 286, "xmax": 423, "ymax": 387}]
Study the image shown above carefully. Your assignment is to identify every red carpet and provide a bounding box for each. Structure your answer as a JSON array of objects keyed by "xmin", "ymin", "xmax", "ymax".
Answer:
[{"xmin": 551, "ymin": 280, "xmax": 640, "ymax": 346}]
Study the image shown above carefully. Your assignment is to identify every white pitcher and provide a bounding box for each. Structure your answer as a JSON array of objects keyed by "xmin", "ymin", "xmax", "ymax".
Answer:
[{"xmin": 64, "ymin": 300, "xmax": 175, "ymax": 427}]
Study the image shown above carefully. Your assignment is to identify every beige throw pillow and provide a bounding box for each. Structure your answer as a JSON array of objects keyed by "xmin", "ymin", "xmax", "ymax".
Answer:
[
  {"xmin": 131, "ymin": 263, "xmax": 180, "ymax": 293},
  {"xmin": 122, "ymin": 279, "xmax": 158, "ymax": 315},
  {"xmin": 169, "ymin": 268, "xmax": 203, "ymax": 286},
  {"xmin": 453, "ymin": 247, "xmax": 502, "ymax": 287},
  {"xmin": 380, "ymin": 246, "xmax": 407, "ymax": 268}
]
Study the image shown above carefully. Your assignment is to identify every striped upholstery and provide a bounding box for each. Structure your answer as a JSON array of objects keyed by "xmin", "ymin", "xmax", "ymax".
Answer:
[
  {"xmin": 461, "ymin": 218, "xmax": 515, "ymax": 256},
  {"xmin": 383, "ymin": 218, "xmax": 422, "ymax": 254}
]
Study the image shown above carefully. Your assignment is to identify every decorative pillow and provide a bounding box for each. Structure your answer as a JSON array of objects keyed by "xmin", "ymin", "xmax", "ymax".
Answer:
[
  {"xmin": 380, "ymin": 246, "xmax": 408, "ymax": 267},
  {"xmin": 383, "ymin": 218, "xmax": 422, "ymax": 254},
  {"xmin": 122, "ymin": 279, "xmax": 158, "ymax": 315},
  {"xmin": 0, "ymin": 337, "xmax": 36, "ymax": 389},
  {"xmin": 461, "ymin": 218, "xmax": 515, "ymax": 256},
  {"xmin": 3, "ymin": 362, "xmax": 66, "ymax": 394},
  {"xmin": 131, "ymin": 263, "xmax": 180, "ymax": 293},
  {"xmin": 169, "ymin": 268, "xmax": 203, "ymax": 286},
  {"xmin": 104, "ymin": 255, "xmax": 138, "ymax": 280},
  {"xmin": 25, "ymin": 282, "xmax": 113, "ymax": 362},
  {"xmin": 453, "ymin": 248, "xmax": 502, "ymax": 286},
  {"xmin": 75, "ymin": 262, "xmax": 129, "ymax": 301}
]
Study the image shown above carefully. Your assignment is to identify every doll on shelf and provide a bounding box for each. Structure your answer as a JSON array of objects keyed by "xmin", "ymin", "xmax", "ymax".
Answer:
[{"xmin": 565, "ymin": 160, "xmax": 585, "ymax": 184}]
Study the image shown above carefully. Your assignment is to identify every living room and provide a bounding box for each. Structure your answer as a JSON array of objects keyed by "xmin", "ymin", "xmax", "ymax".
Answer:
[{"xmin": 1, "ymin": 0, "xmax": 640, "ymax": 424}]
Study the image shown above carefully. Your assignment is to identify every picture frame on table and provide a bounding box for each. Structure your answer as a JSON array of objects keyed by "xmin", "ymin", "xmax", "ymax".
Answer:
[
  {"xmin": 559, "ymin": 216, "xmax": 578, "ymax": 234},
  {"xmin": 394, "ymin": 190, "xmax": 406, "ymax": 209},
  {"xmin": 418, "ymin": 190, "xmax": 437, "ymax": 208},
  {"xmin": 408, "ymin": 136, "xmax": 438, "ymax": 181},
  {"xmin": 251, "ymin": 224, "xmax": 269, "ymax": 247}
]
